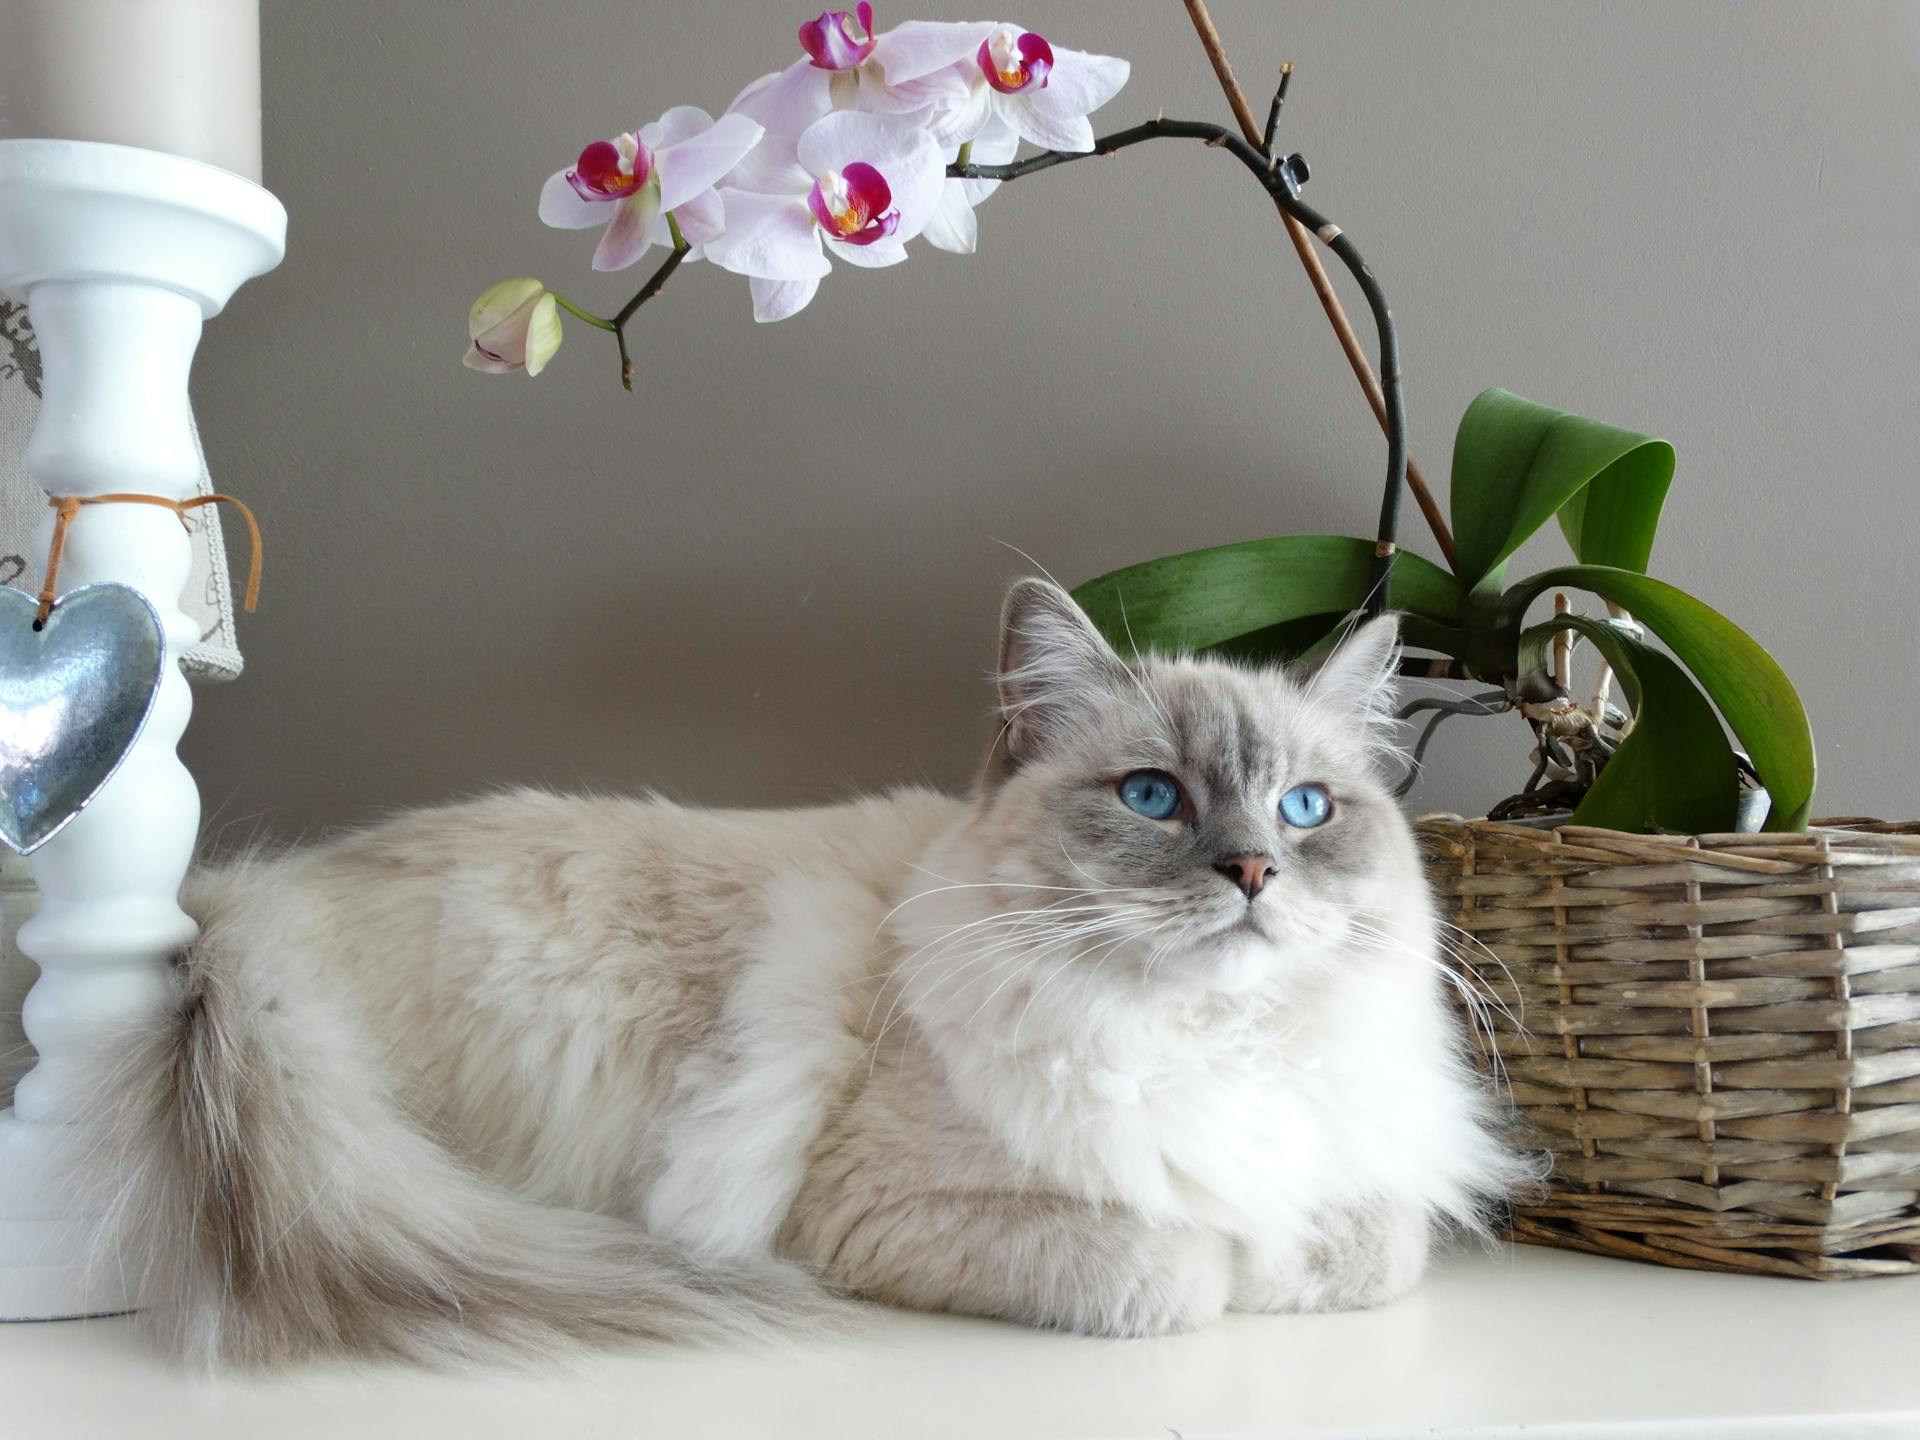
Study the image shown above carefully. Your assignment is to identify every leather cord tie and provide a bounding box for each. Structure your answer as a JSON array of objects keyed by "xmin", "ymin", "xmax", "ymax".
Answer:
[{"xmin": 35, "ymin": 492, "xmax": 263, "ymax": 628}]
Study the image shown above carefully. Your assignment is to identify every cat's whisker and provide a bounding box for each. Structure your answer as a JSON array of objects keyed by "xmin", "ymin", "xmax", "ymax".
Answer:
[
  {"xmin": 868, "ymin": 896, "xmax": 1154, "ymax": 993},
  {"xmin": 865, "ymin": 906, "xmax": 1161, "ymax": 1061},
  {"xmin": 1426, "ymin": 918, "xmax": 1527, "ymax": 1018},
  {"xmin": 1338, "ymin": 902, "xmax": 1530, "ymax": 1040},
  {"xmin": 1055, "ymin": 834, "xmax": 1114, "ymax": 890},
  {"xmin": 872, "ymin": 946, "xmax": 1045, "ymax": 1069},
  {"xmin": 964, "ymin": 910, "xmax": 1174, "ymax": 1036},
  {"xmin": 1110, "ymin": 589, "xmax": 1181, "ymax": 741},
  {"xmin": 1142, "ymin": 934, "xmax": 1177, "ymax": 982},
  {"xmin": 1345, "ymin": 919, "xmax": 1522, "ymax": 1023},
  {"xmin": 882, "ymin": 913, "xmax": 1150, "ymax": 1017},
  {"xmin": 1323, "ymin": 901, "xmax": 1528, "ymax": 1025},
  {"xmin": 865, "ymin": 922, "xmax": 1089, "ymax": 1045},
  {"xmin": 1331, "ymin": 915, "xmax": 1530, "ymax": 1093},
  {"xmin": 897, "ymin": 859, "xmax": 1147, "ymax": 895},
  {"xmin": 915, "ymin": 911, "xmax": 1158, "ymax": 1012},
  {"xmin": 1011, "ymin": 916, "xmax": 1180, "ymax": 1048},
  {"xmin": 876, "ymin": 877, "xmax": 1145, "ymax": 935},
  {"xmin": 886, "ymin": 900, "xmax": 1161, "ymax": 978},
  {"xmin": 1011, "ymin": 943, "xmax": 1111, "ymax": 1047},
  {"xmin": 1337, "ymin": 915, "xmax": 1524, "ymax": 1033}
]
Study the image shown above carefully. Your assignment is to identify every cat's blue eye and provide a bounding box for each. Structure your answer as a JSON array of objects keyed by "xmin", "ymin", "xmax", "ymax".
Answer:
[
  {"xmin": 1118, "ymin": 770, "xmax": 1183, "ymax": 821},
  {"xmin": 1279, "ymin": 782, "xmax": 1333, "ymax": 829}
]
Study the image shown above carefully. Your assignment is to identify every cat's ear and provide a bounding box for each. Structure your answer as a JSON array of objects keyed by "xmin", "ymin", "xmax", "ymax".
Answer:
[
  {"xmin": 995, "ymin": 578, "xmax": 1126, "ymax": 764},
  {"xmin": 1304, "ymin": 614, "xmax": 1402, "ymax": 727}
]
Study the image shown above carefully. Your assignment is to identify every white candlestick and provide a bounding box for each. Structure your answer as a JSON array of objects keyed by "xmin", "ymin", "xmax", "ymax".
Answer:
[
  {"xmin": 0, "ymin": 139, "xmax": 283, "ymax": 1320},
  {"xmin": 0, "ymin": 0, "xmax": 263, "ymax": 183}
]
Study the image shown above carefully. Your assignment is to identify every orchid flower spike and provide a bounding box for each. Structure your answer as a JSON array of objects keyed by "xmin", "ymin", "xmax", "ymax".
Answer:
[
  {"xmin": 539, "ymin": 107, "xmax": 765, "ymax": 270},
  {"xmin": 463, "ymin": 277, "xmax": 562, "ymax": 376},
  {"xmin": 705, "ymin": 111, "xmax": 945, "ymax": 322}
]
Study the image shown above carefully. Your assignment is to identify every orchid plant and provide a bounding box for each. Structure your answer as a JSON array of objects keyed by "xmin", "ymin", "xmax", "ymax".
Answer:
[
  {"xmin": 464, "ymin": 7, "xmax": 1815, "ymax": 836},
  {"xmin": 460, "ymin": 9, "xmax": 1333, "ymax": 388},
  {"xmin": 1072, "ymin": 393, "xmax": 1818, "ymax": 834}
]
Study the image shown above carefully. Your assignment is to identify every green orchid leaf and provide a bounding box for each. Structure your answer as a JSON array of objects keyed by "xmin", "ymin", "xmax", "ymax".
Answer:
[
  {"xmin": 1209, "ymin": 613, "xmax": 1468, "ymax": 668},
  {"xmin": 1206, "ymin": 612, "xmax": 1350, "ymax": 665},
  {"xmin": 1501, "ymin": 566, "xmax": 1815, "ymax": 830},
  {"xmin": 1072, "ymin": 535, "xmax": 1465, "ymax": 658},
  {"xmin": 1516, "ymin": 616, "xmax": 1738, "ymax": 834},
  {"xmin": 1450, "ymin": 389, "xmax": 1675, "ymax": 586}
]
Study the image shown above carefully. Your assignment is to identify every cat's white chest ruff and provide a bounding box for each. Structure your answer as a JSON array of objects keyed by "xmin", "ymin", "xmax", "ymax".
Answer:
[{"xmin": 965, "ymin": 999, "xmax": 1331, "ymax": 1236}]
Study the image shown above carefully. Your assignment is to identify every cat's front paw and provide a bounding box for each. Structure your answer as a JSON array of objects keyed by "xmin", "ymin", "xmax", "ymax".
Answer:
[
  {"xmin": 1231, "ymin": 1200, "xmax": 1429, "ymax": 1314},
  {"xmin": 1081, "ymin": 1224, "xmax": 1232, "ymax": 1338}
]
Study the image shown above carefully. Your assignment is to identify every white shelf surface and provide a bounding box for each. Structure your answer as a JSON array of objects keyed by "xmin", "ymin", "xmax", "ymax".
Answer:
[{"xmin": 4, "ymin": 1245, "xmax": 1918, "ymax": 1438}]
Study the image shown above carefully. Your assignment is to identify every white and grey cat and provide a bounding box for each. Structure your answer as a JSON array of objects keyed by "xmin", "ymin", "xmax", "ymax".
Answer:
[{"xmin": 77, "ymin": 578, "xmax": 1523, "ymax": 1367}]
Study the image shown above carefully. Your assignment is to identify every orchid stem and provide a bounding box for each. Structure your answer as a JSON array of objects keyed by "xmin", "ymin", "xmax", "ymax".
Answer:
[
  {"xmin": 614, "ymin": 241, "xmax": 690, "ymax": 328},
  {"xmin": 1178, "ymin": 0, "xmax": 1455, "ymax": 572},
  {"xmin": 551, "ymin": 294, "xmax": 615, "ymax": 332},
  {"xmin": 1261, "ymin": 62, "xmax": 1293, "ymax": 154},
  {"xmin": 613, "ymin": 323, "xmax": 635, "ymax": 392},
  {"xmin": 953, "ymin": 116, "xmax": 1407, "ymax": 613},
  {"xmin": 954, "ymin": 139, "xmax": 973, "ymax": 168},
  {"xmin": 596, "ymin": 216, "xmax": 695, "ymax": 390},
  {"xmin": 576, "ymin": 126, "xmax": 1409, "ymax": 597},
  {"xmin": 602, "ymin": 230, "xmax": 692, "ymax": 391}
]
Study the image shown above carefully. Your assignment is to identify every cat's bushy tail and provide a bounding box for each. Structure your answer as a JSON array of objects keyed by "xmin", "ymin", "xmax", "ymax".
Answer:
[{"xmin": 71, "ymin": 913, "xmax": 827, "ymax": 1370}]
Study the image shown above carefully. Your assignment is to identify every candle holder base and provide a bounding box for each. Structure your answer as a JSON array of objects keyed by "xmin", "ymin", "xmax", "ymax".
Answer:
[
  {"xmin": 0, "ymin": 1218, "xmax": 133, "ymax": 1323},
  {"xmin": 0, "ymin": 138, "xmax": 284, "ymax": 1323}
]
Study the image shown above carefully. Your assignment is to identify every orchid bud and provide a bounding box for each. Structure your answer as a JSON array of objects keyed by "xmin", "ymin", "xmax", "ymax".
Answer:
[{"xmin": 463, "ymin": 277, "xmax": 562, "ymax": 377}]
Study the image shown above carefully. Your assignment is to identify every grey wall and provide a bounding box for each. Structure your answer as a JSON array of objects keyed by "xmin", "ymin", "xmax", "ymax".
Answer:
[{"xmin": 181, "ymin": 0, "xmax": 1920, "ymax": 838}]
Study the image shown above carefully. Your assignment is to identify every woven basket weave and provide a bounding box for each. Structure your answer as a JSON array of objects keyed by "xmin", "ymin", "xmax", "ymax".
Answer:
[{"xmin": 1418, "ymin": 817, "xmax": 1920, "ymax": 1278}]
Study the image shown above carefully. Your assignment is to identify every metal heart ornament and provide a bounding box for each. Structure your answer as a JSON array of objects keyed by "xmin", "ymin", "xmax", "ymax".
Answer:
[{"xmin": 0, "ymin": 583, "xmax": 166, "ymax": 855}]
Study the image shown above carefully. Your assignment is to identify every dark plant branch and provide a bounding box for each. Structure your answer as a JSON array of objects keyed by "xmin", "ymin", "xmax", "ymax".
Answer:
[
  {"xmin": 959, "ymin": 117, "xmax": 1405, "ymax": 614},
  {"xmin": 550, "ymin": 220, "xmax": 691, "ymax": 393},
  {"xmin": 1176, "ymin": 0, "xmax": 1457, "ymax": 573},
  {"xmin": 606, "ymin": 244, "xmax": 688, "ymax": 392},
  {"xmin": 1261, "ymin": 62, "xmax": 1293, "ymax": 154},
  {"xmin": 580, "ymin": 118, "xmax": 1410, "ymax": 617}
]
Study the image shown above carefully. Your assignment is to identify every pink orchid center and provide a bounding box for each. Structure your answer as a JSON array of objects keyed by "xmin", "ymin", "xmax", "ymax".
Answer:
[
  {"xmin": 566, "ymin": 132, "xmax": 654, "ymax": 203},
  {"xmin": 806, "ymin": 162, "xmax": 899, "ymax": 246},
  {"xmin": 798, "ymin": 1, "xmax": 876, "ymax": 71},
  {"xmin": 978, "ymin": 27, "xmax": 1053, "ymax": 94}
]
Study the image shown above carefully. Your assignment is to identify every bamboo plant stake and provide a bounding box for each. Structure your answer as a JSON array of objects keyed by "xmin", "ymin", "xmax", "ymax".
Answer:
[{"xmin": 1178, "ymin": 0, "xmax": 1457, "ymax": 571}]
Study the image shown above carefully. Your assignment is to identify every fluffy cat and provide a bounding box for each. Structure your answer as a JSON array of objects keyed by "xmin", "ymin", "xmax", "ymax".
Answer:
[{"xmin": 74, "ymin": 578, "xmax": 1523, "ymax": 1367}]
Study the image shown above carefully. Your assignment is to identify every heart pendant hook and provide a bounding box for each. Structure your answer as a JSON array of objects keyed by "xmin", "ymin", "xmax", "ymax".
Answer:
[{"xmin": 31, "ymin": 496, "xmax": 83, "ymax": 629}]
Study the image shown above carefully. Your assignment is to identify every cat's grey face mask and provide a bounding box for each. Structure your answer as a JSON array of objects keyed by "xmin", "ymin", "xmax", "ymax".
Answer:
[{"xmin": 981, "ymin": 580, "xmax": 1408, "ymax": 991}]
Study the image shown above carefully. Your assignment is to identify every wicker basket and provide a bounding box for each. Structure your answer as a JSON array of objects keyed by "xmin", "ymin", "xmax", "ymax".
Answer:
[{"xmin": 1418, "ymin": 817, "xmax": 1920, "ymax": 1278}]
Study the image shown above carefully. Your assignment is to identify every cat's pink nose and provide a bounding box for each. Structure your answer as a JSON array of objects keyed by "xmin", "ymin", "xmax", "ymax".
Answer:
[{"xmin": 1214, "ymin": 854, "xmax": 1274, "ymax": 901}]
